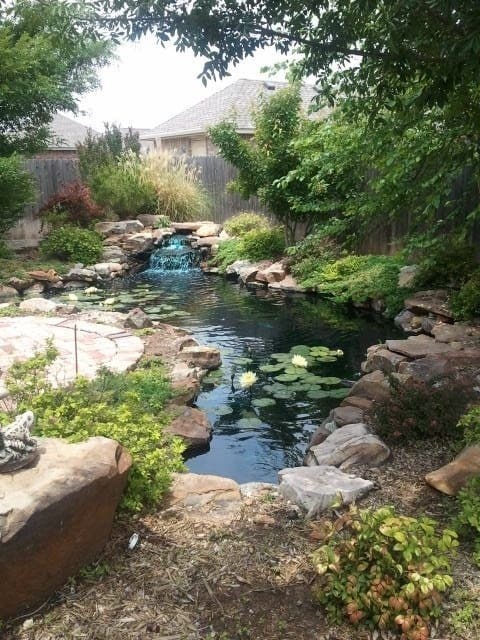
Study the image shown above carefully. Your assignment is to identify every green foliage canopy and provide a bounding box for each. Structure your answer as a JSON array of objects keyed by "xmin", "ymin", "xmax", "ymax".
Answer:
[
  {"xmin": 0, "ymin": 1, "xmax": 111, "ymax": 155},
  {"xmin": 0, "ymin": 154, "xmax": 34, "ymax": 233}
]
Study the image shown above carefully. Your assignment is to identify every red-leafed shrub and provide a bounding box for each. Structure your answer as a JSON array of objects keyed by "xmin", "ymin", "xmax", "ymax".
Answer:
[{"xmin": 39, "ymin": 181, "xmax": 103, "ymax": 228}]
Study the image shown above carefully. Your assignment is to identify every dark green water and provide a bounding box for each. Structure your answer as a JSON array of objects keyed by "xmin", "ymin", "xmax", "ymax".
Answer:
[{"xmin": 101, "ymin": 268, "xmax": 397, "ymax": 483}]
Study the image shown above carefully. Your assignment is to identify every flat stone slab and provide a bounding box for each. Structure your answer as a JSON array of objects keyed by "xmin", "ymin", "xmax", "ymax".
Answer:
[
  {"xmin": 306, "ymin": 423, "xmax": 390, "ymax": 469},
  {"xmin": 386, "ymin": 335, "xmax": 456, "ymax": 359},
  {"xmin": 425, "ymin": 446, "xmax": 480, "ymax": 496},
  {"xmin": 404, "ymin": 289, "xmax": 453, "ymax": 320},
  {"xmin": 278, "ymin": 466, "xmax": 373, "ymax": 517},
  {"xmin": 167, "ymin": 407, "xmax": 212, "ymax": 450},
  {"xmin": 0, "ymin": 316, "xmax": 144, "ymax": 396},
  {"xmin": 0, "ymin": 436, "xmax": 131, "ymax": 619}
]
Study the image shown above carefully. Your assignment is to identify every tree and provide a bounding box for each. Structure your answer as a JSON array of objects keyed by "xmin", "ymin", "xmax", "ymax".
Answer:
[
  {"xmin": 0, "ymin": 1, "xmax": 112, "ymax": 155},
  {"xmin": 209, "ymin": 85, "xmax": 310, "ymax": 245},
  {"xmin": 0, "ymin": 155, "xmax": 34, "ymax": 234},
  {"xmin": 96, "ymin": 1, "xmax": 480, "ymax": 121}
]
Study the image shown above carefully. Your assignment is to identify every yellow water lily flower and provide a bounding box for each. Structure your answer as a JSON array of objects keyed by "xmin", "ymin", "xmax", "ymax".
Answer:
[
  {"xmin": 240, "ymin": 371, "xmax": 258, "ymax": 389},
  {"xmin": 291, "ymin": 354, "xmax": 308, "ymax": 368}
]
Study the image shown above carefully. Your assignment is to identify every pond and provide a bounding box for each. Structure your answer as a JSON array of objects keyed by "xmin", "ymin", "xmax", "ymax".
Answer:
[{"xmin": 61, "ymin": 242, "xmax": 398, "ymax": 483}]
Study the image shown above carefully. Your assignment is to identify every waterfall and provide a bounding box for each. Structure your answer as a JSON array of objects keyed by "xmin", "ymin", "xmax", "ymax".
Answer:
[{"xmin": 147, "ymin": 235, "xmax": 200, "ymax": 272}]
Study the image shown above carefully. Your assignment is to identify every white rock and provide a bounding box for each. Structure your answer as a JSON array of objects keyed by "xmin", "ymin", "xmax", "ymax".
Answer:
[
  {"xmin": 195, "ymin": 222, "xmax": 222, "ymax": 237},
  {"xmin": 278, "ymin": 466, "xmax": 373, "ymax": 517},
  {"xmin": 18, "ymin": 298, "xmax": 61, "ymax": 313}
]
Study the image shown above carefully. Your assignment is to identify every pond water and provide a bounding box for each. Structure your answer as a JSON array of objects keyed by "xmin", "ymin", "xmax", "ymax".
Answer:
[{"xmin": 61, "ymin": 240, "xmax": 398, "ymax": 483}]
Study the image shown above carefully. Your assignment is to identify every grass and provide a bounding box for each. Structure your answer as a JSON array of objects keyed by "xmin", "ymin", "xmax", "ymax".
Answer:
[{"xmin": 0, "ymin": 255, "xmax": 70, "ymax": 285}]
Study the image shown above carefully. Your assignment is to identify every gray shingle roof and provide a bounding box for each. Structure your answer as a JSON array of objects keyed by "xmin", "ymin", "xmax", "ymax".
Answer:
[
  {"xmin": 142, "ymin": 79, "xmax": 325, "ymax": 140},
  {"xmin": 47, "ymin": 113, "xmax": 98, "ymax": 150}
]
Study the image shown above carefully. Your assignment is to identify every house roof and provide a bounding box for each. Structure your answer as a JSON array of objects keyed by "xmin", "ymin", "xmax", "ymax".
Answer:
[
  {"xmin": 47, "ymin": 113, "xmax": 98, "ymax": 150},
  {"xmin": 142, "ymin": 78, "xmax": 326, "ymax": 140}
]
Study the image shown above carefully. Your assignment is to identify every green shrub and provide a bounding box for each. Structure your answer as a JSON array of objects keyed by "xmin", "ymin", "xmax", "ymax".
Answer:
[
  {"xmin": 450, "ymin": 270, "xmax": 480, "ymax": 320},
  {"xmin": 3, "ymin": 350, "xmax": 184, "ymax": 512},
  {"xmin": 287, "ymin": 227, "xmax": 342, "ymax": 282},
  {"xmin": 210, "ymin": 238, "xmax": 244, "ymax": 272},
  {"xmin": 0, "ymin": 240, "xmax": 13, "ymax": 259},
  {"xmin": 312, "ymin": 506, "xmax": 457, "ymax": 639},
  {"xmin": 155, "ymin": 215, "xmax": 172, "ymax": 228},
  {"xmin": 0, "ymin": 154, "xmax": 34, "ymax": 233},
  {"xmin": 456, "ymin": 477, "xmax": 480, "ymax": 567},
  {"xmin": 413, "ymin": 239, "xmax": 478, "ymax": 290},
  {"xmin": 457, "ymin": 405, "xmax": 480, "ymax": 446},
  {"xmin": 370, "ymin": 376, "xmax": 476, "ymax": 443},
  {"xmin": 241, "ymin": 227, "xmax": 285, "ymax": 261},
  {"xmin": 223, "ymin": 212, "xmax": 270, "ymax": 237},
  {"xmin": 90, "ymin": 153, "xmax": 157, "ymax": 219},
  {"xmin": 40, "ymin": 226, "xmax": 103, "ymax": 265}
]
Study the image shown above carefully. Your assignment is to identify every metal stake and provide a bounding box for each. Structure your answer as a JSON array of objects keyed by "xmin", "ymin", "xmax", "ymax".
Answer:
[{"xmin": 74, "ymin": 323, "xmax": 79, "ymax": 376}]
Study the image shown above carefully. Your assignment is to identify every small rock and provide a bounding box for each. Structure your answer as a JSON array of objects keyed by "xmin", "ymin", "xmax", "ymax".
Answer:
[
  {"xmin": 95, "ymin": 220, "xmax": 144, "ymax": 236},
  {"xmin": 124, "ymin": 308, "xmax": 152, "ymax": 330},
  {"xmin": 268, "ymin": 275, "xmax": 305, "ymax": 293},
  {"xmin": 195, "ymin": 222, "xmax": 222, "ymax": 238},
  {"xmin": 0, "ymin": 284, "xmax": 19, "ymax": 301},
  {"xmin": 137, "ymin": 214, "xmax": 162, "ymax": 228},
  {"xmin": 23, "ymin": 282, "xmax": 46, "ymax": 297},
  {"xmin": 239, "ymin": 482, "xmax": 276, "ymax": 498},
  {"xmin": 398, "ymin": 265, "xmax": 418, "ymax": 288},
  {"xmin": 386, "ymin": 335, "xmax": 456, "ymax": 359},
  {"xmin": 340, "ymin": 395, "xmax": 374, "ymax": 412},
  {"xmin": 27, "ymin": 269, "xmax": 61, "ymax": 283},
  {"xmin": 8, "ymin": 277, "xmax": 34, "ymax": 293},
  {"xmin": 226, "ymin": 260, "xmax": 253, "ymax": 277},
  {"xmin": 404, "ymin": 289, "xmax": 453, "ymax": 321},
  {"xmin": 348, "ymin": 370, "xmax": 390, "ymax": 403},
  {"xmin": 332, "ymin": 405, "xmax": 365, "ymax": 427},
  {"xmin": 362, "ymin": 347, "xmax": 407, "ymax": 374},
  {"xmin": 306, "ymin": 423, "xmax": 391, "ymax": 469},
  {"xmin": 179, "ymin": 345, "xmax": 221, "ymax": 370},
  {"xmin": 425, "ymin": 446, "xmax": 480, "ymax": 495},
  {"xmin": 278, "ymin": 466, "xmax": 373, "ymax": 517},
  {"xmin": 167, "ymin": 407, "xmax": 212, "ymax": 449},
  {"xmin": 65, "ymin": 267, "xmax": 97, "ymax": 283},
  {"xmin": 255, "ymin": 261, "xmax": 286, "ymax": 284},
  {"xmin": 172, "ymin": 221, "xmax": 207, "ymax": 233},
  {"xmin": 253, "ymin": 514, "xmax": 275, "ymax": 526},
  {"xmin": 394, "ymin": 309, "xmax": 424, "ymax": 334}
]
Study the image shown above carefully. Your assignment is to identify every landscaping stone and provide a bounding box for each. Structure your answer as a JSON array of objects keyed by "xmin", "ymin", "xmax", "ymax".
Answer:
[
  {"xmin": 27, "ymin": 269, "xmax": 61, "ymax": 283},
  {"xmin": 18, "ymin": 297, "xmax": 60, "ymax": 313},
  {"xmin": 278, "ymin": 465, "xmax": 373, "ymax": 517},
  {"xmin": 332, "ymin": 405, "xmax": 365, "ymax": 427},
  {"xmin": 95, "ymin": 220, "xmax": 144, "ymax": 236},
  {"xmin": 305, "ymin": 423, "xmax": 391, "ymax": 469},
  {"xmin": 425, "ymin": 446, "xmax": 480, "ymax": 496},
  {"xmin": 0, "ymin": 284, "xmax": 19, "ymax": 301},
  {"xmin": 172, "ymin": 221, "xmax": 206, "ymax": 233},
  {"xmin": 195, "ymin": 222, "xmax": 222, "ymax": 238},
  {"xmin": 404, "ymin": 289, "xmax": 453, "ymax": 321},
  {"xmin": 347, "ymin": 370, "xmax": 390, "ymax": 403},
  {"xmin": 65, "ymin": 267, "xmax": 97, "ymax": 283},
  {"xmin": 398, "ymin": 265, "xmax": 418, "ymax": 288},
  {"xmin": 102, "ymin": 246, "xmax": 127, "ymax": 263},
  {"xmin": 124, "ymin": 307, "xmax": 152, "ymax": 329},
  {"xmin": 431, "ymin": 322, "xmax": 480, "ymax": 346},
  {"xmin": 193, "ymin": 236, "xmax": 221, "ymax": 248},
  {"xmin": 137, "ymin": 214, "xmax": 162, "ymax": 228},
  {"xmin": 226, "ymin": 260, "xmax": 252, "ymax": 277},
  {"xmin": 167, "ymin": 407, "xmax": 212, "ymax": 449},
  {"xmin": 92, "ymin": 262, "xmax": 124, "ymax": 277},
  {"xmin": 0, "ymin": 436, "xmax": 131, "ymax": 619},
  {"xmin": 362, "ymin": 347, "xmax": 407, "ymax": 374},
  {"xmin": 340, "ymin": 395, "xmax": 374, "ymax": 412},
  {"xmin": 178, "ymin": 345, "xmax": 222, "ymax": 370},
  {"xmin": 394, "ymin": 309, "xmax": 424, "ymax": 334},
  {"xmin": 8, "ymin": 277, "xmax": 34, "ymax": 293},
  {"xmin": 268, "ymin": 275, "xmax": 305, "ymax": 293},
  {"xmin": 255, "ymin": 261, "xmax": 286, "ymax": 284},
  {"xmin": 23, "ymin": 283, "xmax": 46, "ymax": 297},
  {"xmin": 308, "ymin": 422, "xmax": 336, "ymax": 447},
  {"xmin": 123, "ymin": 232, "xmax": 154, "ymax": 253},
  {"xmin": 386, "ymin": 334, "xmax": 456, "ymax": 359},
  {"xmin": 238, "ymin": 264, "xmax": 261, "ymax": 284},
  {"xmin": 165, "ymin": 472, "xmax": 242, "ymax": 523}
]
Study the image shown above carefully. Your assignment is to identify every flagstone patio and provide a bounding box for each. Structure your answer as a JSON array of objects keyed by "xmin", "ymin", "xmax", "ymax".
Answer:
[{"xmin": 0, "ymin": 316, "xmax": 144, "ymax": 400}]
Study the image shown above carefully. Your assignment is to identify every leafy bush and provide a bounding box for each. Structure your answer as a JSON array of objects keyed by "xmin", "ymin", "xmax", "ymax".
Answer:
[
  {"xmin": 241, "ymin": 227, "xmax": 285, "ymax": 261},
  {"xmin": 450, "ymin": 270, "xmax": 480, "ymax": 320},
  {"xmin": 0, "ymin": 240, "xmax": 13, "ymax": 259},
  {"xmin": 223, "ymin": 212, "xmax": 270, "ymax": 237},
  {"xmin": 210, "ymin": 238, "xmax": 243, "ymax": 272},
  {"xmin": 312, "ymin": 506, "xmax": 457, "ymax": 639},
  {"xmin": 294, "ymin": 253, "xmax": 404, "ymax": 317},
  {"xmin": 370, "ymin": 376, "xmax": 476, "ymax": 443},
  {"xmin": 287, "ymin": 227, "xmax": 343, "ymax": 281},
  {"xmin": 38, "ymin": 181, "xmax": 103, "ymax": 228},
  {"xmin": 458, "ymin": 405, "xmax": 480, "ymax": 446},
  {"xmin": 456, "ymin": 477, "xmax": 480, "ymax": 567},
  {"xmin": 413, "ymin": 239, "xmax": 478, "ymax": 290},
  {"xmin": 40, "ymin": 226, "xmax": 103, "ymax": 265},
  {"xmin": 78, "ymin": 124, "xmax": 141, "ymax": 183},
  {"xmin": 3, "ymin": 349, "xmax": 184, "ymax": 512},
  {"xmin": 0, "ymin": 154, "xmax": 34, "ymax": 233},
  {"xmin": 89, "ymin": 152, "xmax": 157, "ymax": 219},
  {"xmin": 155, "ymin": 215, "xmax": 172, "ymax": 228}
]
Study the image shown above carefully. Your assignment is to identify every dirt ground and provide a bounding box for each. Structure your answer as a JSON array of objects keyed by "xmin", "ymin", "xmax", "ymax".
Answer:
[{"xmin": 3, "ymin": 441, "xmax": 480, "ymax": 640}]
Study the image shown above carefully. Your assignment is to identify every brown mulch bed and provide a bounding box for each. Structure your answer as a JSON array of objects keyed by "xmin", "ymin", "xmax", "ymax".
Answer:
[{"xmin": 3, "ymin": 441, "xmax": 480, "ymax": 640}]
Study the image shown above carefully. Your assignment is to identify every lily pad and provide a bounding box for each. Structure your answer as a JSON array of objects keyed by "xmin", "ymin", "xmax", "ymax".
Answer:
[
  {"xmin": 307, "ymin": 389, "xmax": 332, "ymax": 400},
  {"xmin": 290, "ymin": 345, "xmax": 311, "ymax": 355},
  {"xmin": 273, "ymin": 390, "xmax": 295, "ymax": 400},
  {"xmin": 259, "ymin": 363, "xmax": 285, "ymax": 373},
  {"xmin": 233, "ymin": 357, "xmax": 254, "ymax": 365},
  {"xmin": 252, "ymin": 397, "xmax": 277, "ymax": 408},
  {"xmin": 318, "ymin": 376, "xmax": 342, "ymax": 386},
  {"xmin": 238, "ymin": 417, "xmax": 263, "ymax": 429},
  {"xmin": 315, "ymin": 355, "xmax": 338, "ymax": 363},
  {"xmin": 328, "ymin": 387, "xmax": 350, "ymax": 399},
  {"xmin": 213, "ymin": 405, "xmax": 234, "ymax": 416},
  {"xmin": 271, "ymin": 353, "xmax": 290, "ymax": 361},
  {"xmin": 275, "ymin": 373, "xmax": 300, "ymax": 382}
]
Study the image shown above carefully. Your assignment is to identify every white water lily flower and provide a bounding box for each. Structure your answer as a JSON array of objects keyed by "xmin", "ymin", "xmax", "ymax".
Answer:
[
  {"xmin": 240, "ymin": 371, "xmax": 258, "ymax": 389},
  {"xmin": 291, "ymin": 354, "xmax": 308, "ymax": 368},
  {"xmin": 102, "ymin": 297, "xmax": 115, "ymax": 306},
  {"xmin": 67, "ymin": 293, "xmax": 78, "ymax": 301},
  {"xmin": 84, "ymin": 286, "xmax": 99, "ymax": 294}
]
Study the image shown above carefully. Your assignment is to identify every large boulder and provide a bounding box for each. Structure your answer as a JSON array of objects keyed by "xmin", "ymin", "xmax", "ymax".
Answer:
[
  {"xmin": 362, "ymin": 347, "xmax": 407, "ymax": 374},
  {"xmin": 172, "ymin": 221, "xmax": 207, "ymax": 234},
  {"xmin": 226, "ymin": 260, "xmax": 252, "ymax": 277},
  {"xmin": 347, "ymin": 370, "xmax": 390, "ymax": 403},
  {"xmin": 95, "ymin": 220, "xmax": 144, "ymax": 236},
  {"xmin": 178, "ymin": 345, "xmax": 221, "ymax": 370},
  {"xmin": 18, "ymin": 297, "xmax": 61, "ymax": 313},
  {"xmin": 404, "ymin": 289, "xmax": 453, "ymax": 321},
  {"xmin": 167, "ymin": 407, "xmax": 212, "ymax": 449},
  {"xmin": 386, "ymin": 335, "xmax": 457, "ymax": 359},
  {"xmin": 332, "ymin": 405, "xmax": 365, "ymax": 427},
  {"xmin": 278, "ymin": 466, "xmax": 373, "ymax": 517},
  {"xmin": 268, "ymin": 275, "xmax": 305, "ymax": 293},
  {"xmin": 305, "ymin": 423, "xmax": 390, "ymax": 469},
  {"xmin": 0, "ymin": 436, "xmax": 131, "ymax": 619},
  {"xmin": 195, "ymin": 222, "xmax": 222, "ymax": 238},
  {"xmin": 137, "ymin": 214, "xmax": 162, "ymax": 228},
  {"xmin": 255, "ymin": 261, "xmax": 286, "ymax": 284},
  {"xmin": 65, "ymin": 267, "xmax": 98, "ymax": 283},
  {"xmin": 425, "ymin": 446, "xmax": 480, "ymax": 495},
  {"xmin": 394, "ymin": 309, "xmax": 424, "ymax": 334},
  {"xmin": 124, "ymin": 307, "xmax": 152, "ymax": 329},
  {"xmin": 102, "ymin": 246, "xmax": 127, "ymax": 264},
  {"xmin": 398, "ymin": 265, "xmax": 418, "ymax": 288}
]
